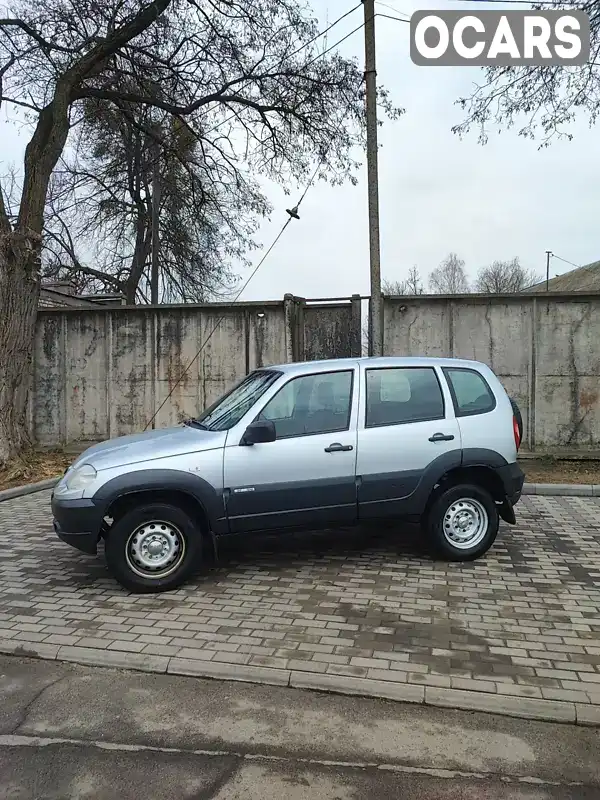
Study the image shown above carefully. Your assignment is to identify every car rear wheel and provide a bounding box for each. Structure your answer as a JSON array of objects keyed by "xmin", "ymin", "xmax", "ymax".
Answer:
[
  {"xmin": 425, "ymin": 484, "xmax": 499, "ymax": 561},
  {"xmin": 105, "ymin": 503, "xmax": 201, "ymax": 592}
]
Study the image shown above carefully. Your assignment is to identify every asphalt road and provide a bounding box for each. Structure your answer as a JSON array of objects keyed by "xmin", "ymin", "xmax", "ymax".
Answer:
[{"xmin": 1, "ymin": 655, "xmax": 599, "ymax": 799}]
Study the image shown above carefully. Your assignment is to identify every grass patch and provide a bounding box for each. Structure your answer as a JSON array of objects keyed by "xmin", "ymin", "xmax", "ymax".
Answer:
[
  {"xmin": 0, "ymin": 449, "xmax": 73, "ymax": 491},
  {"xmin": 521, "ymin": 458, "xmax": 600, "ymax": 485}
]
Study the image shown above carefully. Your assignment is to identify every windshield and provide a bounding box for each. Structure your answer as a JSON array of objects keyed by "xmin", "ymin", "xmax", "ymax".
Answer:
[{"xmin": 195, "ymin": 370, "xmax": 280, "ymax": 431}]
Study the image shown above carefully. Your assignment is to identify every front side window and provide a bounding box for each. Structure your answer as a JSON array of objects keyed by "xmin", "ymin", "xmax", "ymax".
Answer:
[
  {"xmin": 258, "ymin": 370, "xmax": 353, "ymax": 438},
  {"xmin": 366, "ymin": 367, "xmax": 444, "ymax": 427},
  {"xmin": 444, "ymin": 368, "xmax": 496, "ymax": 417},
  {"xmin": 196, "ymin": 370, "xmax": 279, "ymax": 431}
]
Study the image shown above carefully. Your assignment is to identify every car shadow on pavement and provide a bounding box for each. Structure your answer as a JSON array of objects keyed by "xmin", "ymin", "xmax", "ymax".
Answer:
[
  {"xmin": 214, "ymin": 521, "xmax": 428, "ymax": 567},
  {"xmin": 50, "ymin": 521, "xmax": 431, "ymax": 592}
]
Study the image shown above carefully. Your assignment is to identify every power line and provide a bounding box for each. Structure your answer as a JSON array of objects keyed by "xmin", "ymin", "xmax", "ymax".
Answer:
[
  {"xmin": 143, "ymin": 24, "xmax": 366, "ymax": 431},
  {"xmin": 552, "ymin": 253, "xmax": 581, "ymax": 269},
  {"xmin": 546, "ymin": 252, "xmax": 600, "ymax": 288},
  {"xmin": 203, "ymin": 16, "xmax": 367, "ymax": 137},
  {"xmin": 375, "ymin": 1, "xmax": 410, "ymax": 18},
  {"xmin": 143, "ymin": 218, "xmax": 293, "ymax": 430},
  {"xmin": 287, "ymin": 3, "xmax": 362, "ymax": 61},
  {"xmin": 143, "ymin": 141, "xmax": 339, "ymax": 430},
  {"xmin": 376, "ymin": 12, "xmax": 410, "ymax": 22},
  {"xmin": 138, "ymin": 8, "xmax": 370, "ymax": 427},
  {"xmin": 305, "ymin": 22, "xmax": 366, "ymax": 67}
]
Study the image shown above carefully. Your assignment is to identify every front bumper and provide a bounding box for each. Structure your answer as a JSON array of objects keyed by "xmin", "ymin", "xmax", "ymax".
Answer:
[{"xmin": 51, "ymin": 494, "xmax": 103, "ymax": 555}]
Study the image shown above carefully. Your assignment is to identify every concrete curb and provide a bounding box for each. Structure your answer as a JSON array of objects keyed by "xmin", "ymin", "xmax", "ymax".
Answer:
[
  {"xmin": 0, "ymin": 477, "xmax": 59, "ymax": 502},
  {"xmin": 2, "ymin": 639, "xmax": 599, "ymax": 728},
  {"xmin": 523, "ymin": 482, "xmax": 599, "ymax": 496}
]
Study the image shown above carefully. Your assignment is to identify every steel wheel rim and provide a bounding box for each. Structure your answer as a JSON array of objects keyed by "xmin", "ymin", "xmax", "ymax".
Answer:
[
  {"xmin": 125, "ymin": 520, "xmax": 186, "ymax": 579},
  {"xmin": 442, "ymin": 498, "xmax": 488, "ymax": 549}
]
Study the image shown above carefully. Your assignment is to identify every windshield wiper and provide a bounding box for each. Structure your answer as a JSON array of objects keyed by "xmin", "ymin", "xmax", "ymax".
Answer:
[{"xmin": 183, "ymin": 418, "xmax": 209, "ymax": 430}]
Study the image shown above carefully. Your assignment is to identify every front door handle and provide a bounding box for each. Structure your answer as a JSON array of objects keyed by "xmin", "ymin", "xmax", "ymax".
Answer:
[
  {"xmin": 429, "ymin": 432, "xmax": 455, "ymax": 442},
  {"xmin": 324, "ymin": 443, "xmax": 353, "ymax": 453}
]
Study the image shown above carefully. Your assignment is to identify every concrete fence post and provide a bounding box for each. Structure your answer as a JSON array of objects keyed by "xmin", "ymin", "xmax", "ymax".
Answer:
[
  {"xmin": 529, "ymin": 296, "xmax": 538, "ymax": 451},
  {"xmin": 150, "ymin": 310, "xmax": 158, "ymax": 430},
  {"xmin": 60, "ymin": 313, "xmax": 68, "ymax": 445},
  {"xmin": 350, "ymin": 294, "xmax": 362, "ymax": 357},
  {"xmin": 105, "ymin": 312, "xmax": 113, "ymax": 440},
  {"xmin": 294, "ymin": 296, "xmax": 306, "ymax": 361},
  {"xmin": 283, "ymin": 294, "xmax": 295, "ymax": 363},
  {"xmin": 448, "ymin": 299, "xmax": 454, "ymax": 357}
]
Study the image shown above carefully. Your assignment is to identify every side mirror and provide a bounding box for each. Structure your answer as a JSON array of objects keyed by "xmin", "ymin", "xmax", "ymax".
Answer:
[{"xmin": 240, "ymin": 420, "xmax": 276, "ymax": 446}]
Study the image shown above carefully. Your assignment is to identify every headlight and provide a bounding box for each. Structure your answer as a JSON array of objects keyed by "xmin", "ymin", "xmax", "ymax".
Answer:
[{"xmin": 65, "ymin": 463, "xmax": 97, "ymax": 491}]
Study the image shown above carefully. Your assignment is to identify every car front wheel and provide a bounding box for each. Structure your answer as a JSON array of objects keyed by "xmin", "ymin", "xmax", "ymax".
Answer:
[
  {"xmin": 105, "ymin": 503, "xmax": 201, "ymax": 592},
  {"xmin": 425, "ymin": 484, "xmax": 499, "ymax": 561}
]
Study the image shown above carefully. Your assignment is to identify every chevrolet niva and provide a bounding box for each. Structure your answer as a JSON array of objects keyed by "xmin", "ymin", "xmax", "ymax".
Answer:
[{"xmin": 52, "ymin": 357, "xmax": 525, "ymax": 592}]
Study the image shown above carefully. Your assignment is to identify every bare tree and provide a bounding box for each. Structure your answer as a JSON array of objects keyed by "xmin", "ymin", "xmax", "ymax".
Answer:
[
  {"xmin": 43, "ymin": 106, "xmax": 253, "ymax": 303},
  {"xmin": 453, "ymin": 2, "xmax": 600, "ymax": 146},
  {"xmin": 0, "ymin": 0, "xmax": 398, "ymax": 463},
  {"xmin": 475, "ymin": 258, "xmax": 541, "ymax": 293},
  {"xmin": 382, "ymin": 265, "xmax": 423, "ymax": 296},
  {"xmin": 429, "ymin": 253, "xmax": 469, "ymax": 294}
]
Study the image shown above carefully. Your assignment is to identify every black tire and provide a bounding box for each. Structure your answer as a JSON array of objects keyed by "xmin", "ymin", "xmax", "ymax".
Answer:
[
  {"xmin": 424, "ymin": 484, "xmax": 499, "ymax": 562},
  {"xmin": 105, "ymin": 502, "xmax": 202, "ymax": 593},
  {"xmin": 510, "ymin": 397, "xmax": 523, "ymax": 442}
]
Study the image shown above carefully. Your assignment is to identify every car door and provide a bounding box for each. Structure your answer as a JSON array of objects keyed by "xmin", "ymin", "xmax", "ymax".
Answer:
[
  {"xmin": 356, "ymin": 364, "xmax": 462, "ymax": 519},
  {"xmin": 223, "ymin": 367, "xmax": 359, "ymax": 533}
]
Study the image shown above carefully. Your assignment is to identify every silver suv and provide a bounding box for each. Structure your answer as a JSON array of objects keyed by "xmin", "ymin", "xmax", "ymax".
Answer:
[{"xmin": 51, "ymin": 357, "xmax": 525, "ymax": 592}]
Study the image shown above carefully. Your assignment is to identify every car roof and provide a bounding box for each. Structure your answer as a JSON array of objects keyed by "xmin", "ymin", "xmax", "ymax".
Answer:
[{"xmin": 262, "ymin": 356, "xmax": 488, "ymax": 377}]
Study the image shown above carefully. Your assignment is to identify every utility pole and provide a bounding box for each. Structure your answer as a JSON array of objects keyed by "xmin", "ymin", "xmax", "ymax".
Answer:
[
  {"xmin": 363, "ymin": 0, "xmax": 382, "ymax": 356},
  {"xmin": 150, "ymin": 139, "xmax": 161, "ymax": 305},
  {"xmin": 545, "ymin": 250, "xmax": 552, "ymax": 292}
]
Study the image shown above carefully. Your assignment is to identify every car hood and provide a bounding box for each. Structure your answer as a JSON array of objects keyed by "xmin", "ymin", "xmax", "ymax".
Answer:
[{"xmin": 71, "ymin": 425, "xmax": 226, "ymax": 471}]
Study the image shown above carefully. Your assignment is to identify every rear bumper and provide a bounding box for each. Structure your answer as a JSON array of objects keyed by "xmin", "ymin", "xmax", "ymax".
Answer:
[
  {"xmin": 51, "ymin": 495, "xmax": 103, "ymax": 555},
  {"xmin": 498, "ymin": 461, "xmax": 525, "ymax": 505},
  {"xmin": 496, "ymin": 462, "xmax": 524, "ymax": 524}
]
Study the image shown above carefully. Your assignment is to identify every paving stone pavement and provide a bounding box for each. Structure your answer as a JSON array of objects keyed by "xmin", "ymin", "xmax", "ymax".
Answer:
[{"xmin": 1, "ymin": 490, "xmax": 600, "ymax": 707}]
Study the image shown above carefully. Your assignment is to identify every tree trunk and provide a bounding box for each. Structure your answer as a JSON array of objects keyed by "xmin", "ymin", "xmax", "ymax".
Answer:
[
  {"xmin": 125, "ymin": 209, "xmax": 151, "ymax": 304},
  {"xmin": 0, "ymin": 232, "xmax": 41, "ymax": 466}
]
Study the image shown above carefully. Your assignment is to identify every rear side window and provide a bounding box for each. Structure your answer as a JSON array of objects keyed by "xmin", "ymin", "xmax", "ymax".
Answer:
[
  {"xmin": 365, "ymin": 367, "xmax": 444, "ymax": 427},
  {"xmin": 444, "ymin": 368, "xmax": 496, "ymax": 417}
]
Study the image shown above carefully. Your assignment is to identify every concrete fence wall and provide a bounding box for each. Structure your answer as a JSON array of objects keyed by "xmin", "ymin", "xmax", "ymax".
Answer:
[
  {"xmin": 383, "ymin": 292, "xmax": 600, "ymax": 451},
  {"xmin": 32, "ymin": 291, "xmax": 600, "ymax": 451},
  {"xmin": 33, "ymin": 295, "xmax": 361, "ymax": 446}
]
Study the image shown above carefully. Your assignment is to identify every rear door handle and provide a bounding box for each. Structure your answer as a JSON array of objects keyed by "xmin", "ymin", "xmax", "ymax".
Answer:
[
  {"xmin": 324, "ymin": 443, "xmax": 353, "ymax": 453},
  {"xmin": 429, "ymin": 432, "xmax": 455, "ymax": 442}
]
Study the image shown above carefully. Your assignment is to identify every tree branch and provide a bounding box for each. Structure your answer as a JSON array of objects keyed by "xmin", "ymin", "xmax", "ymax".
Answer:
[
  {"xmin": 16, "ymin": 0, "xmax": 175, "ymax": 235},
  {"xmin": 74, "ymin": 86, "xmax": 297, "ymax": 119},
  {"xmin": 0, "ymin": 94, "xmax": 43, "ymax": 113},
  {"xmin": 0, "ymin": 18, "xmax": 74, "ymax": 52},
  {"xmin": 44, "ymin": 222, "xmax": 124, "ymax": 290},
  {"xmin": 67, "ymin": 0, "xmax": 173, "ymax": 85},
  {"xmin": 0, "ymin": 175, "xmax": 12, "ymax": 236}
]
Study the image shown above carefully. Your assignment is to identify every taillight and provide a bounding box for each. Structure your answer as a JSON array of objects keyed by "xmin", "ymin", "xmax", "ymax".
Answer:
[{"xmin": 513, "ymin": 416, "xmax": 521, "ymax": 450}]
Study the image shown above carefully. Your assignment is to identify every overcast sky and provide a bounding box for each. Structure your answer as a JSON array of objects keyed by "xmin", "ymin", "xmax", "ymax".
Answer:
[
  {"xmin": 2, "ymin": 0, "xmax": 598, "ymax": 302},
  {"xmin": 238, "ymin": 0, "xmax": 600, "ymax": 300}
]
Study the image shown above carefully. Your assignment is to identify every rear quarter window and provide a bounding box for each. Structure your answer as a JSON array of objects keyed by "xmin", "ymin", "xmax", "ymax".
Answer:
[{"xmin": 444, "ymin": 368, "xmax": 496, "ymax": 417}]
